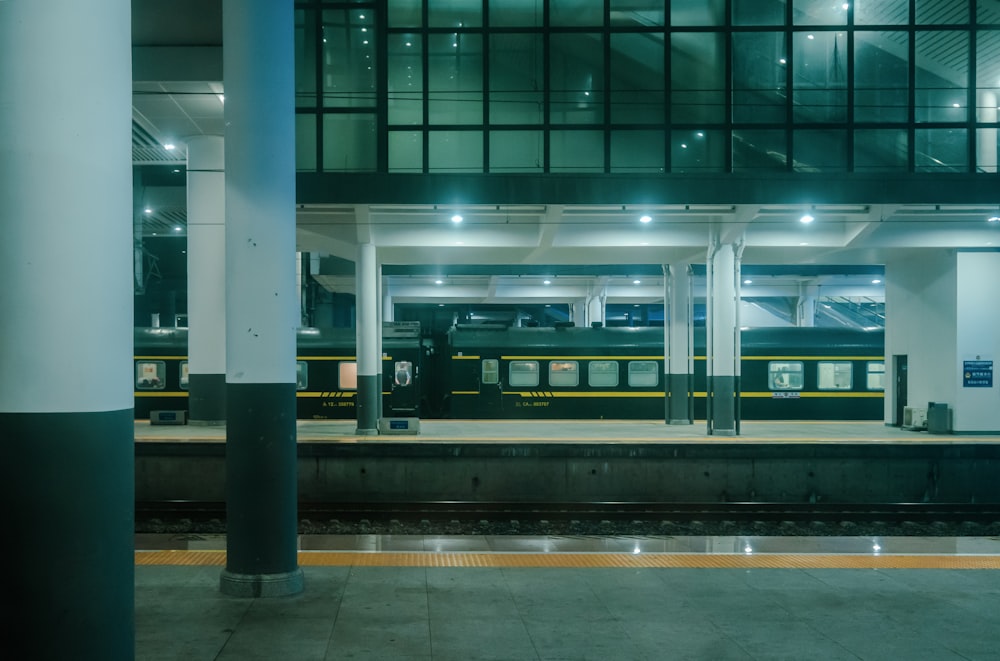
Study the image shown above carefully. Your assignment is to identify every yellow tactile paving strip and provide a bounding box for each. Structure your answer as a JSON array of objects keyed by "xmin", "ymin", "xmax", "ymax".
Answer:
[{"xmin": 135, "ymin": 550, "xmax": 1000, "ymax": 570}]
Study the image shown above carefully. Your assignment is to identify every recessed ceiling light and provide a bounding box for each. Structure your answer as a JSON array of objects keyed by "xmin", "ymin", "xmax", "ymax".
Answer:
[
  {"xmin": 543, "ymin": 280, "xmax": 551, "ymax": 285},
  {"xmin": 173, "ymin": 226, "xmax": 182, "ymax": 232},
  {"xmin": 435, "ymin": 279, "xmax": 443, "ymax": 285},
  {"xmin": 144, "ymin": 208, "xmax": 152, "ymax": 214},
  {"xmin": 633, "ymin": 279, "xmax": 641, "ymax": 285},
  {"xmin": 164, "ymin": 143, "xmax": 175, "ymax": 151},
  {"xmin": 743, "ymin": 279, "xmax": 752, "ymax": 284},
  {"xmin": 799, "ymin": 242, "xmax": 809, "ymax": 246},
  {"xmin": 451, "ymin": 214, "xmax": 463, "ymax": 223},
  {"xmin": 799, "ymin": 213, "xmax": 815, "ymax": 224},
  {"xmin": 639, "ymin": 215, "xmax": 652, "ymax": 224},
  {"xmin": 872, "ymin": 279, "xmax": 882, "ymax": 284},
  {"xmin": 988, "ymin": 216, "xmax": 1000, "ymax": 223}
]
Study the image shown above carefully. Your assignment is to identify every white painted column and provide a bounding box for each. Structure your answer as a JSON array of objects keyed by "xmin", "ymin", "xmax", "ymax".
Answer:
[
  {"xmin": 796, "ymin": 284, "xmax": 818, "ymax": 327},
  {"xmin": 356, "ymin": 243, "xmax": 379, "ymax": 434},
  {"xmin": 376, "ymin": 264, "xmax": 384, "ymax": 420},
  {"xmin": 0, "ymin": 0, "xmax": 134, "ymax": 656},
  {"xmin": 587, "ymin": 290, "xmax": 606, "ymax": 327},
  {"xmin": 221, "ymin": 0, "xmax": 303, "ymax": 598},
  {"xmin": 665, "ymin": 264, "xmax": 694, "ymax": 424},
  {"xmin": 706, "ymin": 242, "xmax": 740, "ymax": 435},
  {"xmin": 186, "ymin": 134, "xmax": 226, "ymax": 424}
]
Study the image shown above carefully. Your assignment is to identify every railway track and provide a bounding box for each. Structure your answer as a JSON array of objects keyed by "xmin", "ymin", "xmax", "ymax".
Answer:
[{"xmin": 135, "ymin": 500, "xmax": 1000, "ymax": 536}]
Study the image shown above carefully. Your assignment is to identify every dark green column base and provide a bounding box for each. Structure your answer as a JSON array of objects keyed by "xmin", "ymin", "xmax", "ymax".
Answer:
[
  {"xmin": 708, "ymin": 374, "xmax": 739, "ymax": 436},
  {"xmin": 189, "ymin": 373, "xmax": 226, "ymax": 424},
  {"xmin": 666, "ymin": 372, "xmax": 693, "ymax": 425},
  {"xmin": 355, "ymin": 373, "xmax": 379, "ymax": 434},
  {"xmin": 3, "ymin": 409, "xmax": 134, "ymax": 659},
  {"xmin": 220, "ymin": 567, "xmax": 304, "ymax": 598},
  {"xmin": 225, "ymin": 383, "xmax": 300, "ymax": 586}
]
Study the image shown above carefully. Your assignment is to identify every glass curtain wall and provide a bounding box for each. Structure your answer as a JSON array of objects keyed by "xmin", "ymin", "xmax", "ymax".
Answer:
[{"xmin": 294, "ymin": 0, "xmax": 995, "ymax": 175}]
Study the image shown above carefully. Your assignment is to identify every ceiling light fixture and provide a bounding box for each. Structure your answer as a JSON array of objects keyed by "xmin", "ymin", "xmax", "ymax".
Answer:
[
  {"xmin": 435, "ymin": 279, "xmax": 443, "ymax": 285},
  {"xmin": 799, "ymin": 213, "xmax": 815, "ymax": 224},
  {"xmin": 144, "ymin": 208, "xmax": 152, "ymax": 214},
  {"xmin": 451, "ymin": 214, "xmax": 463, "ymax": 223},
  {"xmin": 164, "ymin": 143, "xmax": 176, "ymax": 151},
  {"xmin": 743, "ymin": 279, "xmax": 752, "ymax": 285},
  {"xmin": 543, "ymin": 279, "xmax": 551, "ymax": 285},
  {"xmin": 633, "ymin": 279, "xmax": 641, "ymax": 285},
  {"xmin": 639, "ymin": 215, "xmax": 652, "ymax": 224},
  {"xmin": 872, "ymin": 279, "xmax": 882, "ymax": 284}
]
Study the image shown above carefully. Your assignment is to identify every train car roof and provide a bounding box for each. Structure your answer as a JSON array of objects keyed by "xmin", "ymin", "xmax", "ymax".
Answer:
[
  {"xmin": 136, "ymin": 324, "xmax": 422, "ymax": 350},
  {"xmin": 713, "ymin": 327, "xmax": 884, "ymax": 355},
  {"xmin": 446, "ymin": 324, "xmax": 884, "ymax": 355},
  {"xmin": 448, "ymin": 325, "xmax": 664, "ymax": 350}
]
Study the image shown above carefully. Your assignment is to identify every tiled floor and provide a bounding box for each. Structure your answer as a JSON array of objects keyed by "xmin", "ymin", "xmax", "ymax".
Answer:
[{"xmin": 135, "ymin": 535, "xmax": 1000, "ymax": 660}]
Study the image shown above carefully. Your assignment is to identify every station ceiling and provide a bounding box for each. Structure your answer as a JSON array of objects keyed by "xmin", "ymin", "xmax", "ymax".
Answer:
[{"xmin": 130, "ymin": 0, "xmax": 999, "ymax": 304}]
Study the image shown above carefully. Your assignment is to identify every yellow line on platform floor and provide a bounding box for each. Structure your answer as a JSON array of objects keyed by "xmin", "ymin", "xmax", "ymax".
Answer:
[{"xmin": 135, "ymin": 550, "xmax": 1000, "ymax": 570}]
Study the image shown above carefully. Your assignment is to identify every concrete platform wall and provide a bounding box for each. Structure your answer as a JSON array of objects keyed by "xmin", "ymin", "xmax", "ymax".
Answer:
[{"xmin": 136, "ymin": 443, "xmax": 1000, "ymax": 504}]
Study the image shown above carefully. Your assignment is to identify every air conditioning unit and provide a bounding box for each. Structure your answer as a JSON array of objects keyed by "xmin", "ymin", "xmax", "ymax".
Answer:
[{"xmin": 902, "ymin": 406, "xmax": 927, "ymax": 430}]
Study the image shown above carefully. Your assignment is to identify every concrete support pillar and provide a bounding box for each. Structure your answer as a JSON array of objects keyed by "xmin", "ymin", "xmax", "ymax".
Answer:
[
  {"xmin": 1, "ymin": 0, "xmax": 134, "ymax": 656},
  {"xmin": 587, "ymin": 290, "xmax": 606, "ymax": 327},
  {"xmin": 706, "ymin": 242, "xmax": 741, "ymax": 435},
  {"xmin": 796, "ymin": 284, "xmax": 818, "ymax": 328},
  {"xmin": 571, "ymin": 300, "xmax": 586, "ymax": 326},
  {"xmin": 220, "ymin": 0, "xmax": 303, "ymax": 598},
  {"xmin": 355, "ymin": 243, "xmax": 379, "ymax": 434},
  {"xmin": 665, "ymin": 264, "xmax": 694, "ymax": 425},
  {"xmin": 376, "ymin": 265, "xmax": 384, "ymax": 420},
  {"xmin": 186, "ymin": 135, "xmax": 226, "ymax": 425},
  {"xmin": 383, "ymin": 277, "xmax": 395, "ymax": 322}
]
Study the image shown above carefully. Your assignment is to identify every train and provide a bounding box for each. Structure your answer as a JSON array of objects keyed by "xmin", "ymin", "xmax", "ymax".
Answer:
[{"xmin": 134, "ymin": 322, "xmax": 885, "ymax": 421}]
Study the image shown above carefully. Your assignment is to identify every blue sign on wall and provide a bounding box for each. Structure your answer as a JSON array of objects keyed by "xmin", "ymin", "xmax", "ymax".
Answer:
[{"xmin": 963, "ymin": 360, "xmax": 993, "ymax": 387}]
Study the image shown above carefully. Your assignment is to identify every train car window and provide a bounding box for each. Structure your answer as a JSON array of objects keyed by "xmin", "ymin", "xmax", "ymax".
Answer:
[
  {"xmin": 549, "ymin": 361, "xmax": 579, "ymax": 387},
  {"xmin": 866, "ymin": 361, "xmax": 885, "ymax": 390},
  {"xmin": 179, "ymin": 361, "xmax": 189, "ymax": 391},
  {"xmin": 481, "ymin": 359, "xmax": 499, "ymax": 384},
  {"xmin": 628, "ymin": 361, "xmax": 659, "ymax": 387},
  {"xmin": 509, "ymin": 360, "xmax": 540, "ymax": 387},
  {"xmin": 589, "ymin": 360, "xmax": 619, "ymax": 387},
  {"xmin": 296, "ymin": 361, "xmax": 308, "ymax": 390},
  {"xmin": 136, "ymin": 361, "xmax": 166, "ymax": 390},
  {"xmin": 394, "ymin": 361, "xmax": 412, "ymax": 386},
  {"xmin": 339, "ymin": 361, "xmax": 358, "ymax": 390},
  {"xmin": 817, "ymin": 361, "xmax": 853, "ymax": 390},
  {"xmin": 768, "ymin": 361, "xmax": 803, "ymax": 390}
]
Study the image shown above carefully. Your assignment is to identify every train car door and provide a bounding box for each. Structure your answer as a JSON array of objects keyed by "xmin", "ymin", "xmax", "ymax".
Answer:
[
  {"xmin": 390, "ymin": 360, "xmax": 418, "ymax": 415},
  {"xmin": 479, "ymin": 358, "xmax": 503, "ymax": 415},
  {"xmin": 892, "ymin": 355, "xmax": 908, "ymax": 426}
]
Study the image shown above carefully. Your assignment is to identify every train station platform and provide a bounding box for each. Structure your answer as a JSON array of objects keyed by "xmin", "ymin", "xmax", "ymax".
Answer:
[
  {"xmin": 134, "ymin": 420, "xmax": 1000, "ymax": 506},
  {"xmin": 135, "ymin": 533, "xmax": 1000, "ymax": 660},
  {"xmin": 135, "ymin": 418, "xmax": 1000, "ymax": 445}
]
